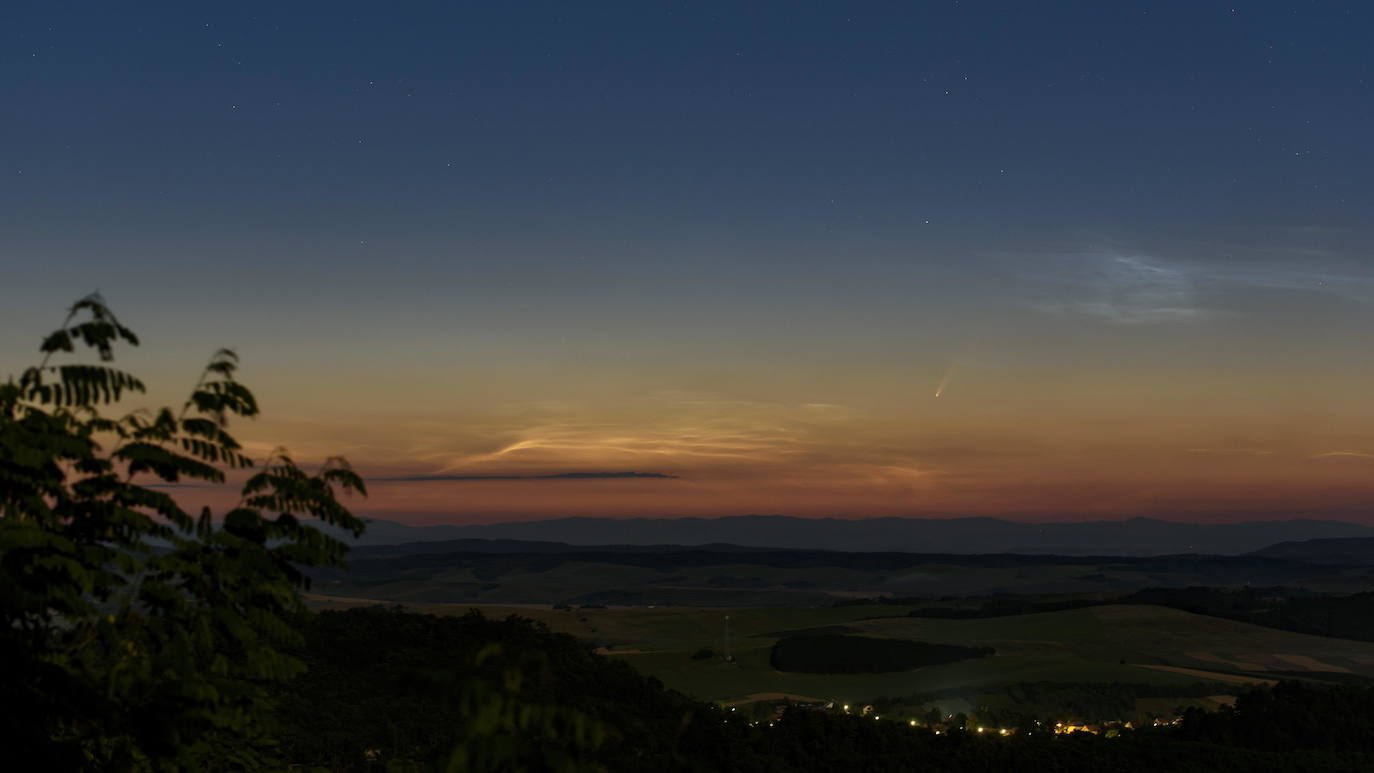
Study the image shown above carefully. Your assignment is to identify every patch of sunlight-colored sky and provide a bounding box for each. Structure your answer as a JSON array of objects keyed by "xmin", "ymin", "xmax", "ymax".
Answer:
[{"xmin": 4, "ymin": 3, "xmax": 1374, "ymax": 522}]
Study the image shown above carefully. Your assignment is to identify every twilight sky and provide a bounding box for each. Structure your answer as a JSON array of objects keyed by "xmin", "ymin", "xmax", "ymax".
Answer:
[{"xmin": 4, "ymin": 2, "xmax": 1374, "ymax": 524}]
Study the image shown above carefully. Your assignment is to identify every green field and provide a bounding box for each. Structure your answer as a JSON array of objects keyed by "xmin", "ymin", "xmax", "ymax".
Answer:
[{"xmin": 309, "ymin": 596, "xmax": 1374, "ymax": 712}]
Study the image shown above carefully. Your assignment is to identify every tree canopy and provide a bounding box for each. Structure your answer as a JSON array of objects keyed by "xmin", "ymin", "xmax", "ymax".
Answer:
[{"xmin": 0, "ymin": 293, "xmax": 366, "ymax": 769}]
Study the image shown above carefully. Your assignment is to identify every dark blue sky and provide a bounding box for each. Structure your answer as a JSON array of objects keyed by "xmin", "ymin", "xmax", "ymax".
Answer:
[
  {"xmin": 6, "ymin": 1, "xmax": 1369, "ymax": 254},
  {"xmin": 5, "ymin": 2, "xmax": 1374, "ymax": 522}
]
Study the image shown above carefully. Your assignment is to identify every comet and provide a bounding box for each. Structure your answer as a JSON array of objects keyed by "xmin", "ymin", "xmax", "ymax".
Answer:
[{"xmin": 934, "ymin": 365, "xmax": 956, "ymax": 398}]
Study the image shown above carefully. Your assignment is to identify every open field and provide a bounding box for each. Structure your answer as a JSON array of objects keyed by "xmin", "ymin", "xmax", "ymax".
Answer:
[
  {"xmin": 1135, "ymin": 665, "xmax": 1277, "ymax": 686},
  {"xmin": 307, "ymin": 595, "xmax": 1374, "ymax": 710},
  {"xmin": 846, "ymin": 605, "xmax": 1374, "ymax": 676}
]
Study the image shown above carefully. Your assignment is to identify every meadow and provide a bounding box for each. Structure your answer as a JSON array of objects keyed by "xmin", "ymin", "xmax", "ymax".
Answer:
[{"xmin": 308, "ymin": 595, "xmax": 1374, "ymax": 718}]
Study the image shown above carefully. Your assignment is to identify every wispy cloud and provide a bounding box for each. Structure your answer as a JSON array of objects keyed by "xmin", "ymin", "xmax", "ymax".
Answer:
[
  {"xmin": 371, "ymin": 471, "xmax": 679, "ymax": 482},
  {"xmin": 1031, "ymin": 240, "xmax": 1374, "ymax": 325},
  {"xmin": 1311, "ymin": 451, "xmax": 1374, "ymax": 461},
  {"xmin": 418, "ymin": 398, "xmax": 817, "ymax": 475},
  {"xmin": 1041, "ymin": 253, "xmax": 1204, "ymax": 324}
]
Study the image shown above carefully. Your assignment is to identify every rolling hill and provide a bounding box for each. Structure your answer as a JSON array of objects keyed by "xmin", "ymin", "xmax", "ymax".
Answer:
[
  {"xmin": 305, "ymin": 598, "xmax": 1374, "ymax": 714},
  {"xmin": 1247, "ymin": 537, "xmax": 1374, "ymax": 566},
  {"xmin": 312, "ymin": 542, "xmax": 1374, "ymax": 606}
]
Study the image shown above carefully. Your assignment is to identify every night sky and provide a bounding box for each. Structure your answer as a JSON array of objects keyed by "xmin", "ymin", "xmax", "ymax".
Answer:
[{"xmin": 5, "ymin": 2, "xmax": 1374, "ymax": 523}]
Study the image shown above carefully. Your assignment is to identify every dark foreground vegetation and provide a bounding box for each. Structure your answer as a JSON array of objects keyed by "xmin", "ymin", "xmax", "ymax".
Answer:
[{"xmin": 280, "ymin": 606, "xmax": 1374, "ymax": 772}]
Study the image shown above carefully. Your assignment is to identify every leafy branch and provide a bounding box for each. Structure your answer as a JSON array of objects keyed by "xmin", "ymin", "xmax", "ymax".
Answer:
[{"xmin": 0, "ymin": 292, "xmax": 367, "ymax": 769}]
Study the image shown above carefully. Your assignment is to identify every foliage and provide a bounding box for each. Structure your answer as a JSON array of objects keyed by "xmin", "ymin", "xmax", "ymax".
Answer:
[
  {"xmin": 0, "ymin": 293, "xmax": 366, "ymax": 769},
  {"xmin": 769, "ymin": 634, "xmax": 993, "ymax": 674},
  {"xmin": 275, "ymin": 607, "xmax": 1374, "ymax": 772},
  {"xmin": 1177, "ymin": 681, "xmax": 1374, "ymax": 752},
  {"xmin": 275, "ymin": 607, "xmax": 744, "ymax": 771}
]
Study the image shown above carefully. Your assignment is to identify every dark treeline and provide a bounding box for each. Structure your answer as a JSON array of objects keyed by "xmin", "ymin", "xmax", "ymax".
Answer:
[
  {"xmin": 891, "ymin": 587, "xmax": 1374, "ymax": 644},
  {"xmin": 768, "ymin": 634, "xmax": 992, "ymax": 674},
  {"xmin": 872, "ymin": 681, "xmax": 1235, "ymax": 727},
  {"xmin": 743, "ymin": 708, "xmax": 1373, "ymax": 773},
  {"xmin": 898, "ymin": 596, "xmax": 1115, "ymax": 618},
  {"xmin": 1176, "ymin": 680, "xmax": 1374, "ymax": 752},
  {"xmin": 274, "ymin": 607, "xmax": 1374, "ymax": 772},
  {"xmin": 1129, "ymin": 588, "xmax": 1374, "ymax": 643}
]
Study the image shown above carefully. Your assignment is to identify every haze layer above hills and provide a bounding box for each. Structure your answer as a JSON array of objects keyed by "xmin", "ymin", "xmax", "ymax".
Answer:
[{"xmin": 334, "ymin": 516, "xmax": 1374, "ymax": 557}]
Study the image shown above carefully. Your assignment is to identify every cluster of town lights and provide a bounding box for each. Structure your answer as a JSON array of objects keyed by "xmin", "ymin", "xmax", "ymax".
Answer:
[{"xmin": 733, "ymin": 700, "xmax": 1164, "ymax": 739}]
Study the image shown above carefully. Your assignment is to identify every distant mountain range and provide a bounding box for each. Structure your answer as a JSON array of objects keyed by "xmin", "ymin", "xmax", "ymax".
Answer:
[{"xmin": 323, "ymin": 515, "xmax": 1374, "ymax": 557}]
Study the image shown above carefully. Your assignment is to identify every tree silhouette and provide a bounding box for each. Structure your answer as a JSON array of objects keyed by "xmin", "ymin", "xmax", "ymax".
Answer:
[{"xmin": 0, "ymin": 293, "xmax": 366, "ymax": 769}]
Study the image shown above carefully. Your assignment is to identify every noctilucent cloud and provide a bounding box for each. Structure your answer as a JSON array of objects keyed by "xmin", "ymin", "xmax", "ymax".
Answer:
[{"xmin": 4, "ymin": 2, "xmax": 1374, "ymax": 523}]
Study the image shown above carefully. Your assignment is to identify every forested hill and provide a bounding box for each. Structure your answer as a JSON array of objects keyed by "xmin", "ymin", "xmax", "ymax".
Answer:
[
  {"xmin": 1247, "ymin": 537, "xmax": 1374, "ymax": 565},
  {"xmin": 310, "ymin": 542, "xmax": 1365, "ymax": 606},
  {"xmin": 274, "ymin": 607, "xmax": 1374, "ymax": 771}
]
